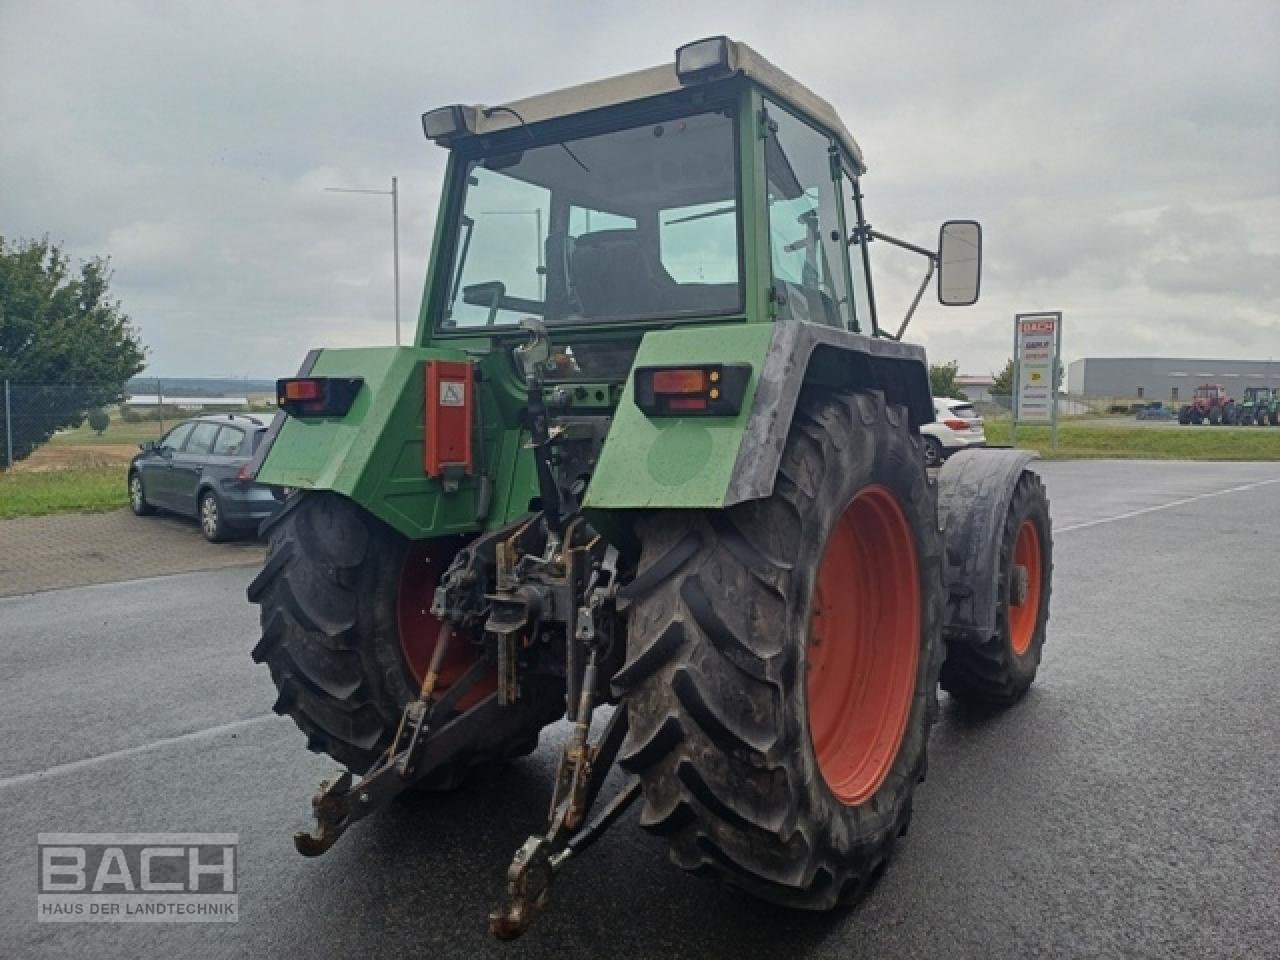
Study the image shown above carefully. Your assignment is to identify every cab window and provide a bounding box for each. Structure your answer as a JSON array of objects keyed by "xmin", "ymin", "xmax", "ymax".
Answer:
[{"xmin": 764, "ymin": 102, "xmax": 850, "ymax": 328}]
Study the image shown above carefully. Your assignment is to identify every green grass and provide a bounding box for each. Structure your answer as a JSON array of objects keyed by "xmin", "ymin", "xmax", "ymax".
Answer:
[
  {"xmin": 49, "ymin": 415, "xmax": 165, "ymax": 447},
  {"xmin": 984, "ymin": 421, "xmax": 1280, "ymax": 460},
  {"xmin": 0, "ymin": 467, "xmax": 127, "ymax": 519}
]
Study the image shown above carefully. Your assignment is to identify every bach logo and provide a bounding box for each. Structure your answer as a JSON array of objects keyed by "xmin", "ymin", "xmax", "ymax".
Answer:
[{"xmin": 37, "ymin": 833, "xmax": 238, "ymax": 923}]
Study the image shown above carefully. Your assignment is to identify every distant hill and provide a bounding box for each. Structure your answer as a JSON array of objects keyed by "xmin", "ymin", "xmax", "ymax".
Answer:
[{"xmin": 128, "ymin": 376, "xmax": 276, "ymax": 397}]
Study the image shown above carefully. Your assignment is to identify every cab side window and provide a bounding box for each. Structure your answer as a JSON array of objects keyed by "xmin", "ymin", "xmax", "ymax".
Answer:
[
  {"xmin": 764, "ymin": 102, "xmax": 850, "ymax": 328},
  {"xmin": 839, "ymin": 168, "xmax": 875, "ymax": 333}
]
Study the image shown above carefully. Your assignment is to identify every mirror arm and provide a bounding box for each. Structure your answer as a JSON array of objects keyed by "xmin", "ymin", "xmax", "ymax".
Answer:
[
  {"xmin": 851, "ymin": 229, "xmax": 939, "ymax": 341},
  {"xmin": 894, "ymin": 257, "xmax": 936, "ymax": 342},
  {"xmin": 867, "ymin": 229, "xmax": 937, "ymax": 261}
]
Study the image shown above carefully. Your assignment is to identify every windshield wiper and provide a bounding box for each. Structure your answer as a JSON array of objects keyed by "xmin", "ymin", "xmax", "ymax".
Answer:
[{"xmin": 447, "ymin": 214, "xmax": 476, "ymax": 316}]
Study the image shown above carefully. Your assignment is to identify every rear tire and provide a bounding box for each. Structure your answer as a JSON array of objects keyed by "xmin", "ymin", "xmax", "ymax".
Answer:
[
  {"xmin": 199, "ymin": 489, "xmax": 231, "ymax": 542},
  {"xmin": 940, "ymin": 471, "xmax": 1052, "ymax": 705},
  {"xmin": 248, "ymin": 492, "xmax": 561, "ymax": 788},
  {"xmin": 616, "ymin": 390, "xmax": 944, "ymax": 908}
]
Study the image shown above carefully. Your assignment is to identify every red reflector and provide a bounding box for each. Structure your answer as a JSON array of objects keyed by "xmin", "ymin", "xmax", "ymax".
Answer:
[
  {"xmin": 943, "ymin": 418, "xmax": 970, "ymax": 431},
  {"xmin": 284, "ymin": 380, "xmax": 322, "ymax": 401},
  {"xmin": 651, "ymin": 369, "xmax": 709, "ymax": 395},
  {"xmin": 236, "ymin": 463, "xmax": 252, "ymax": 482},
  {"xmin": 667, "ymin": 395, "xmax": 709, "ymax": 412}
]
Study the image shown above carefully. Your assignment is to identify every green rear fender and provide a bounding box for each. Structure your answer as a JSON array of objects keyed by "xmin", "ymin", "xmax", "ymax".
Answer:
[
  {"xmin": 256, "ymin": 346, "xmax": 486, "ymax": 539},
  {"xmin": 584, "ymin": 321, "xmax": 932, "ymax": 510}
]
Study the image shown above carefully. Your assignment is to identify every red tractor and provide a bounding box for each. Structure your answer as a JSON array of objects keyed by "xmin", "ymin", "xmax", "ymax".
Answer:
[{"xmin": 1178, "ymin": 383, "xmax": 1232, "ymax": 425}]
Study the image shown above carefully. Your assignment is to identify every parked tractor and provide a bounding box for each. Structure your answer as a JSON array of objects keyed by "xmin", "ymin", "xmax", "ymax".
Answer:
[
  {"xmin": 1237, "ymin": 386, "xmax": 1279, "ymax": 426},
  {"xmin": 246, "ymin": 37, "xmax": 1054, "ymax": 938},
  {"xmin": 1178, "ymin": 383, "xmax": 1231, "ymax": 424}
]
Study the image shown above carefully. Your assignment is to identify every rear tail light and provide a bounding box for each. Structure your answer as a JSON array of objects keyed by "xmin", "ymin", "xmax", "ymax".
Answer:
[
  {"xmin": 942, "ymin": 418, "xmax": 971, "ymax": 431},
  {"xmin": 236, "ymin": 463, "xmax": 252, "ymax": 483},
  {"xmin": 276, "ymin": 377, "xmax": 363, "ymax": 417},
  {"xmin": 635, "ymin": 364, "xmax": 751, "ymax": 417}
]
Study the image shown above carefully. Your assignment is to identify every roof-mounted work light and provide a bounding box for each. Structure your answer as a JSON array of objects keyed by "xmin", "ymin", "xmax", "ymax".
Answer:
[
  {"xmin": 421, "ymin": 105, "xmax": 477, "ymax": 145},
  {"xmin": 675, "ymin": 36, "xmax": 737, "ymax": 84}
]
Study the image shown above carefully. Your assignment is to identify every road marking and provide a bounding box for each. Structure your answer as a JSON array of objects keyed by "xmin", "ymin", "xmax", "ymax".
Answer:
[
  {"xmin": 1056, "ymin": 476, "xmax": 1280, "ymax": 534},
  {"xmin": 0, "ymin": 714, "xmax": 276, "ymax": 791}
]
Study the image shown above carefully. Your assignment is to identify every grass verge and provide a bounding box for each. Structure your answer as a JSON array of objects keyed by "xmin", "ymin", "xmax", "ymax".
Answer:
[
  {"xmin": 984, "ymin": 421, "xmax": 1280, "ymax": 460},
  {"xmin": 0, "ymin": 467, "xmax": 127, "ymax": 519}
]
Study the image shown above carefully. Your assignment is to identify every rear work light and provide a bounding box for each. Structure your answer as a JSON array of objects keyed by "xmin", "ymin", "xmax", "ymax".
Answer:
[
  {"xmin": 276, "ymin": 377, "xmax": 363, "ymax": 417},
  {"xmin": 634, "ymin": 363, "xmax": 751, "ymax": 417}
]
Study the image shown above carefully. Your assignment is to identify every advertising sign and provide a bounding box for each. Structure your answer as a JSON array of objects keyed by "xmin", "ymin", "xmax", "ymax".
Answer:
[{"xmin": 1014, "ymin": 313, "xmax": 1062, "ymax": 425}]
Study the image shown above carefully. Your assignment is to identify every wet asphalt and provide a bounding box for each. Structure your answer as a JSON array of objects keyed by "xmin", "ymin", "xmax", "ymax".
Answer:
[{"xmin": 2, "ymin": 459, "xmax": 1278, "ymax": 960}]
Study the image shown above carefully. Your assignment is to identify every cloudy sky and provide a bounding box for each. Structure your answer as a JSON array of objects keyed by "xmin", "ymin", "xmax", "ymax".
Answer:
[{"xmin": 2, "ymin": 0, "xmax": 1277, "ymax": 379}]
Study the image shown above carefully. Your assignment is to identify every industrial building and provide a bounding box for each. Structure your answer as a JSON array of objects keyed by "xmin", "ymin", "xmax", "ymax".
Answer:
[{"xmin": 1067, "ymin": 357, "xmax": 1280, "ymax": 404}]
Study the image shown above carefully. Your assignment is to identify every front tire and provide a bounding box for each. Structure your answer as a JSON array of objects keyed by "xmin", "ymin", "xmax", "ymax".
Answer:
[
  {"xmin": 940, "ymin": 471, "xmax": 1052, "ymax": 705},
  {"xmin": 248, "ymin": 492, "xmax": 561, "ymax": 787},
  {"xmin": 923, "ymin": 435, "xmax": 945, "ymax": 467},
  {"xmin": 615, "ymin": 391, "xmax": 944, "ymax": 908},
  {"xmin": 128, "ymin": 470, "xmax": 155, "ymax": 516}
]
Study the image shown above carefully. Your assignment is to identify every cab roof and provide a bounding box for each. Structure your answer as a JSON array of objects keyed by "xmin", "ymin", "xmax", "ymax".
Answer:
[{"xmin": 442, "ymin": 37, "xmax": 866, "ymax": 174}]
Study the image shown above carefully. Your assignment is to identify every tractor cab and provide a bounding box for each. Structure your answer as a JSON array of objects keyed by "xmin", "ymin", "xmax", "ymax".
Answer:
[{"xmin": 420, "ymin": 36, "xmax": 979, "ymax": 381}]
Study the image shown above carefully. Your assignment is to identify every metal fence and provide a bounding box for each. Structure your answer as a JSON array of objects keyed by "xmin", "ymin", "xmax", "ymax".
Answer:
[{"xmin": 1, "ymin": 380, "xmax": 274, "ymax": 471}]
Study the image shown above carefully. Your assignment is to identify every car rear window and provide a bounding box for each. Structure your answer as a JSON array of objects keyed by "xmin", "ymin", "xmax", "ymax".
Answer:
[
  {"xmin": 949, "ymin": 404, "xmax": 979, "ymax": 419},
  {"xmin": 212, "ymin": 426, "xmax": 246, "ymax": 456},
  {"xmin": 185, "ymin": 422, "xmax": 221, "ymax": 455}
]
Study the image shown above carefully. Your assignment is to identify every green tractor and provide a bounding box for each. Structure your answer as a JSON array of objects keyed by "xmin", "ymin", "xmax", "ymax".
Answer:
[
  {"xmin": 247, "ymin": 36, "xmax": 1054, "ymax": 937},
  {"xmin": 1238, "ymin": 386, "xmax": 1279, "ymax": 426}
]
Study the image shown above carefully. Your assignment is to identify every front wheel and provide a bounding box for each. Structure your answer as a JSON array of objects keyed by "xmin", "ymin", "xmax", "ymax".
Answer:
[
  {"xmin": 128, "ymin": 470, "xmax": 155, "ymax": 516},
  {"xmin": 923, "ymin": 435, "xmax": 945, "ymax": 467},
  {"xmin": 616, "ymin": 390, "xmax": 944, "ymax": 908},
  {"xmin": 940, "ymin": 471, "xmax": 1053, "ymax": 704}
]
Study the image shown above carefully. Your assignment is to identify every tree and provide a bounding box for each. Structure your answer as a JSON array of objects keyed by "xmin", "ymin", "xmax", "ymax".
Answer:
[
  {"xmin": 929, "ymin": 360, "xmax": 968, "ymax": 400},
  {"xmin": 88, "ymin": 407, "xmax": 110, "ymax": 435},
  {"xmin": 0, "ymin": 237, "xmax": 146, "ymax": 462},
  {"xmin": 991, "ymin": 357, "xmax": 1015, "ymax": 396}
]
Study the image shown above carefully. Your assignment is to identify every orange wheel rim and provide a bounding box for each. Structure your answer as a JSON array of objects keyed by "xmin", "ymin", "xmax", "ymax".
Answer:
[
  {"xmin": 397, "ymin": 542, "xmax": 495, "ymax": 710},
  {"xmin": 1008, "ymin": 520, "xmax": 1042, "ymax": 656},
  {"xmin": 806, "ymin": 486, "xmax": 920, "ymax": 807}
]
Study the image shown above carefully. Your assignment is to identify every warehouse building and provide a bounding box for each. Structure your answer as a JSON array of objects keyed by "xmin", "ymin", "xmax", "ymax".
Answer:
[{"xmin": 1067, "ymin": 357, "xmax": 1280, "ymax": 403}]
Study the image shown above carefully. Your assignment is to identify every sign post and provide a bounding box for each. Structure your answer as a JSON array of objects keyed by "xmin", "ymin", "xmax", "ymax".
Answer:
[{"xmin": 1012, "ymin": 312, "xmax": 1063, "ymax": 451}]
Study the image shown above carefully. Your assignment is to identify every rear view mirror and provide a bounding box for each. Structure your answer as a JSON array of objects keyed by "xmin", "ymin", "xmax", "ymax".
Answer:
[{"xmin": 937, "ymin": 220, "xmax": 982, "ymax": 306}]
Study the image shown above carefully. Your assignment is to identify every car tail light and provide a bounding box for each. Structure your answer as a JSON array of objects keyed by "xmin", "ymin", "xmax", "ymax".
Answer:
[
  {"xmin": 276, "ymin": 377, "xmax": 363, "ymax": 417},
  {"xmin": 943, "ymin": 418, "xmax": 971, "ymax": 431},
  {"xmin": 236, "ymin": 463, "xmax": 252, "ymax": 483},
  {"xmin": 634, "ymin": 364, "xmax": 750, "ymax": 417}
]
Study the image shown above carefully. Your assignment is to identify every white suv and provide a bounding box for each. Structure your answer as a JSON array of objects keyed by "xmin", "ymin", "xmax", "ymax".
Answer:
[{"xmin": 921, "ymin": 397, "xmax": 986, "ymax": 466}]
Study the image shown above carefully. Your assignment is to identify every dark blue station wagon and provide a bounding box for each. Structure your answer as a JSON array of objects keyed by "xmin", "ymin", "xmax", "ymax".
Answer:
[{"xmin": 127, "ymin": 413, "xmax": 279, "ymax": 541}]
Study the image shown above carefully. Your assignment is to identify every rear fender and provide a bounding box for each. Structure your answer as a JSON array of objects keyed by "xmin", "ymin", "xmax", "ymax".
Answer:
[
  {"xmin": 583, "ymin": 321, "xmax": 933, "ymax": 510},
  {"xmin": 936, "ymin": 448, "xmax": 1039, "ymax": 641}
]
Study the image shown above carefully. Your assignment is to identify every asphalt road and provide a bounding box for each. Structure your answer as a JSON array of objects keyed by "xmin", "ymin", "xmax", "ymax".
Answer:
[{"xmin": 2, "ymin": 460, "xmax": 1278, "ymax": 959}]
